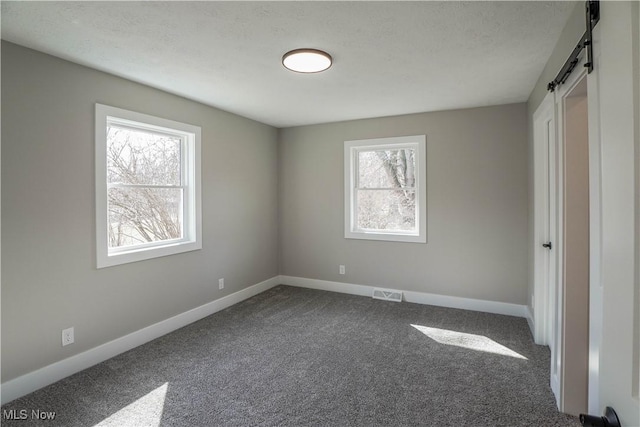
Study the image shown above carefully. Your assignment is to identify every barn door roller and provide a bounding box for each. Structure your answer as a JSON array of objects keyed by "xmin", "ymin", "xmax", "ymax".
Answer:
[{"xmin": 547, "ymin": 0, "xmax": 600, "ymax": 92}]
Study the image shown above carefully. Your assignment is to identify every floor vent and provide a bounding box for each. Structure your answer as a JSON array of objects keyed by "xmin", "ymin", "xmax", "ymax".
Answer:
[{"xmin": 372, "ymin": 288, "xmax": 403, "ymax": 303}]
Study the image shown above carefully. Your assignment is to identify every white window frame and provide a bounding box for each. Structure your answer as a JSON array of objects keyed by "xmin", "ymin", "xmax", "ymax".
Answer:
[
  {"xmin": 95, "ymin": 104, "xmax": 202, "ymax": 268},
  {"xmin": 344, "ymin": 135, "xmax": 426, "ymax": 243}
]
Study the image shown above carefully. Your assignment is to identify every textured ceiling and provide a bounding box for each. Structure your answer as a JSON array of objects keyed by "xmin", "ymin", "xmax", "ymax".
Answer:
[{"xmin": 1, "ymin": 1, "xmax": 576, "ymax": 128}]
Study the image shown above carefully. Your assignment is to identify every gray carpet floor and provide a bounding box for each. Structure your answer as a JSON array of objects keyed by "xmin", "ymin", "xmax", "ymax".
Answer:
[{"xmin": 1, "ymin": 285, "xmax": 580, "ymax": 426}]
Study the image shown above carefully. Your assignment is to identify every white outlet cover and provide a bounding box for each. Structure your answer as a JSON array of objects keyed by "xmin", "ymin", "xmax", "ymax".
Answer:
[
  {"xmin": 218, "ymin": 278, "xmax": 224, "ymax": 289},
  {"xmin": 62, "ymin": 327, "xmax": 74, "ymax": 346}
]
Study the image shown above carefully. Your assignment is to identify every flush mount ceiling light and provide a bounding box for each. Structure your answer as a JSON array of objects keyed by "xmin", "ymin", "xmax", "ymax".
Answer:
[{"xmin": 282, "ymin": 48, "xmax": 332, "ymax": 73}]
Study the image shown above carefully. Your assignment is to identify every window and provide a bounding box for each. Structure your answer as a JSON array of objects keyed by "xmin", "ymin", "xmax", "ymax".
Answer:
[
  {"xmin": 95, "ymin": 104, "xmax": 201, "ymax": 268},
  {"xmin": 344, "ymin": 135, "xmax": 426, "ymax": 243}
]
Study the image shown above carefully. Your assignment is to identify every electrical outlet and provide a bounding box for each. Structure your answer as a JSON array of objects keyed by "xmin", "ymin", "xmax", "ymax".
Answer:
[
  {"xmin": 62, "ymin": 327, "xmax": 74, "ymax": 346},
  {"xmin": 218, "ymin": 278, "xmax": 224, "ymax": 290},
  {"xmin": 339, "ymin": 265, "xmax": 346, "ymax": 275}
]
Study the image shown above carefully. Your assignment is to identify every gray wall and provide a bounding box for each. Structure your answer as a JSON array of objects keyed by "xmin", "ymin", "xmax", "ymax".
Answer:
[
  {"xmin": 1, "ymin": 42, "xmax": 279, "ymax": 382},
  {"xmin": 279, "ymin": 104, "xmax": 529, "ymax": 304}
]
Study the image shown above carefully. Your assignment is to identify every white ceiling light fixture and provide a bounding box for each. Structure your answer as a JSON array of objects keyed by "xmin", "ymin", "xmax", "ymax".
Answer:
[{"xmin": 282, "ymin": 48, "xmax": 332, "ymax": 73}]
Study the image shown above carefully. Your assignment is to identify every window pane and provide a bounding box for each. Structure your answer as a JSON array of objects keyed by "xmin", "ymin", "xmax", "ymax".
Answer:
[
  {"xmin": 108, "ymin": 187, "xmax": 183, "ymax": 248},
  {"xmin": 357, "ymin": 189, "xmax": 416, "ymax": 231},
  {"xmin": 107, "ymin": 124, "xmax": 181, "ymax": 186},
  {"xmin": 358, "ymin": 148, "xmax": 416, "ymax": 189}
]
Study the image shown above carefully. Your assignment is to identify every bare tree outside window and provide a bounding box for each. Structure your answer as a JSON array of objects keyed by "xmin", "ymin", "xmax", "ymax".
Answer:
[
  {"xmin": 345, "ymin": 135, "xmax": 425, "ymax": 243},
  {"xmin": 356, "ymin": 148, "xmax": 416, "ymax": 231},
  {"xmin": 107, "ymin": 125, "xmax": 183, "ymax": 248}
]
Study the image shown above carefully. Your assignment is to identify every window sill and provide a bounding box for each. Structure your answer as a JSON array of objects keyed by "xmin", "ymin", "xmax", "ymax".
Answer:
[
  {"xmin": 345, "ymin": 230, "xmax": 426, "ymax": 243},
  {"xmin": 97, "ymin": 240, "xmax": 202, "ymax": 269}
]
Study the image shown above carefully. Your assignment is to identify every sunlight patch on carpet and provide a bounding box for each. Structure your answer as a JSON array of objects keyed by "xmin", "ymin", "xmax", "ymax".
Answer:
[
  {"xmin": 411, "ymin": 324, "xmax": 528, "ymax": 360},
  {"xmin": 93, "ymin": 382, "xmax": 168, "ymax": 427}
]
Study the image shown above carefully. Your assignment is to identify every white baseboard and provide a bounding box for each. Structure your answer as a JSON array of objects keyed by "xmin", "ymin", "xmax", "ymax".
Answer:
[
  {"xmin": 1, "ymin": 276, "xmax": 280, "ymax": 405},
  {"xmin": 525, "ymin": 305, "xmax": 535, "ymax": 338},
  {"xmin": 281, "ymin": 275, "xmax": 372, "ymax": 297},
  {"xmin": 280, "ymin": 275, "xmax": 528, "ymax": 318}
]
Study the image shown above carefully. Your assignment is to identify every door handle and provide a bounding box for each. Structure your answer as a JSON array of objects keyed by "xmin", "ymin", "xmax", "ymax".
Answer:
[{"xmin": 542, "ymin": 242, "xmax": 552, "ymax": 250}]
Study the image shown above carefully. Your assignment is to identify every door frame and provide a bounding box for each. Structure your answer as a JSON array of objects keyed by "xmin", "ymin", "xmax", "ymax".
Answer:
[
  {"xmin": 556, "ymin": 63, "xmax": 590, "ymax": 415},
  {"xmin": 533, "ymin": 49, "xmax": 602, "ymax": 413},
  {"xmin": 585, "ymin": 25, "xmax": 603, "ymax": 415}
]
